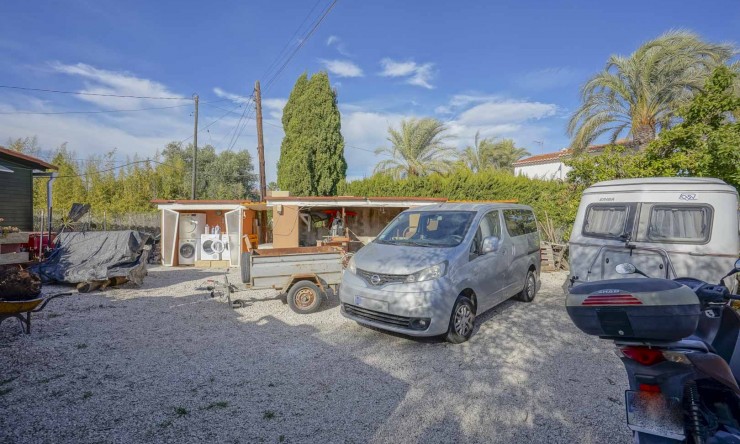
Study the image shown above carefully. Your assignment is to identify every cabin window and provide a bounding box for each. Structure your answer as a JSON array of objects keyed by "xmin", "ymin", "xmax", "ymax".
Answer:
[
  {"xmin": 647, "ymin": 205, "xmax": 712, "ymax": 243},
  {"xmin": 583, "ymin": 205, "xmax": 630, "ymax": 239},
  {"xmin": 502, "ymin": 209, "xmax": 537, "ymax": 237}
]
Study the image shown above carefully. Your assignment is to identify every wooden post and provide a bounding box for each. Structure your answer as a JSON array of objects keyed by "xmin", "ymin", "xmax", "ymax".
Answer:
[{"xmin": 255, "ymin": 81, "xmax": 268, "ymax": 244}]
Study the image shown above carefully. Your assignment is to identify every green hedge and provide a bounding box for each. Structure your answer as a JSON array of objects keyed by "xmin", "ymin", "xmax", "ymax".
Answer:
[{"xmin": 339, "ymin": 169, "xmax": 582, "ymax": 241}]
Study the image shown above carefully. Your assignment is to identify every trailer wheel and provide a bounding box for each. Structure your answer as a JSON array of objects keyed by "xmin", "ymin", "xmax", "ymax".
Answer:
[
  {"xmin": 240, "ymin": 252, "xmax": 251, "ymax": 284},
  {"xmin": 287, "ymin": 281, "xmax": 323, "ymax": 314}
]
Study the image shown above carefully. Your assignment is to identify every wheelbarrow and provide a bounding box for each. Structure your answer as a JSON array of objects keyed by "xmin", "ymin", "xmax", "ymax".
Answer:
[{"xmin": 0, "ymin": 292, "xmax": 72, "ymax": 334}]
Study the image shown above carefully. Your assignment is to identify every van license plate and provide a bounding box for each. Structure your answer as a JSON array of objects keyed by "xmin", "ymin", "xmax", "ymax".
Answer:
[
  {"xmin": 354, "ymin": 296, "xmax": 363, "ymax": 305},
  {"xmin": 625, "ymin": 390, "xmax": 684, "ymax": 440}
]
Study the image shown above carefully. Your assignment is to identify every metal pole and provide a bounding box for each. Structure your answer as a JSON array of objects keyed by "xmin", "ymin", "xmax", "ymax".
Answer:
[{"xmin": 191, "ymin": 94, "xmax": 199, "ymax": 200}]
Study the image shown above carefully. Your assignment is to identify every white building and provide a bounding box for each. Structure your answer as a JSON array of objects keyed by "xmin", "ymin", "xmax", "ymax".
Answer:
[{"xmin": 513, "ymin": 141, "xmax": 629, "ymax": 180}]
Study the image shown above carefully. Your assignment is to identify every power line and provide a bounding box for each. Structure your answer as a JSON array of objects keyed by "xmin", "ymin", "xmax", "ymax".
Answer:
[
  {"xmin": 260, "ymin": 0, "xmax": 325, "ymax": 82},
  {"xmin": 0, "ymin": 85, "xmax": 191, "ymax": 100},
  {"xmin": 0, "ymin": 103, "xmax": 193, "ymax": 115},
  {"xmin": 264, "ymin": 0, "xmax": 339, "ymax": 91}
]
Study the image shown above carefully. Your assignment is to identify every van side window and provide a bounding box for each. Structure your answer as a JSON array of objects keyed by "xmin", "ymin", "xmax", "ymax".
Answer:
[
  {"xmin": 583, "ymin": 205, "xmax": 629, "ymax": 239},
  {"xmin": 503, "ymin": 209, "xmax": 536, "ymax": 237},
  {"xmin": 470, "ymin": 211, "xmax": 501, "ymax": 256},
  {"xmin": 648, "ymin": 205, "xmax": 712, "ymax": 243}
]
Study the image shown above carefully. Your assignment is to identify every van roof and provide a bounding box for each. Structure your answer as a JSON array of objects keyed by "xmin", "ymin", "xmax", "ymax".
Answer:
[
  {"xmin": 585, "ymin": 177, "xmax": 737, "ymax": 194},
  {"xmin": 409, "ymin": 202, "xmax": 533, "ymax": 212}
]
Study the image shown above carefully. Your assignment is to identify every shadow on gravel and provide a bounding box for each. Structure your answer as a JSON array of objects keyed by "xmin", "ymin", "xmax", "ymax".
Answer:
[
  {"xmin": 328, "ymin": 278, "xmax": 630, "ymax": 444},
  {"xmin": 0, "ymin": 288, "xmax": 410, "ymax": 444}
]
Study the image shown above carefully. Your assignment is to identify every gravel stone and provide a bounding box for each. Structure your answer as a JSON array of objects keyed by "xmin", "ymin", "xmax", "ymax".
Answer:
[{"xmin": 0, "ymin": 267, "xmax": 631, "ymax": 443}]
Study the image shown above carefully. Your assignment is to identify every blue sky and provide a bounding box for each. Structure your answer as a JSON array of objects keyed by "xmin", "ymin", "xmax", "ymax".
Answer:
[{"xmin": 0, "ymin": 0, "xmax": 738, "ymax": 182}]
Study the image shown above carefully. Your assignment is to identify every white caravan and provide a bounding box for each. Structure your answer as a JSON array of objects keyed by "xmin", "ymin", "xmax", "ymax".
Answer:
[{"xmin": 568, "ymin": 178, "xmax": 739, "ymax": 291}]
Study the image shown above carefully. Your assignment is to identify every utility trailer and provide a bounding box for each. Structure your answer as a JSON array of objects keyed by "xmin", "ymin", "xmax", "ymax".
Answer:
[{"xmin": 206, "ymin": 246, "xmax": 345, "ymax": 314}]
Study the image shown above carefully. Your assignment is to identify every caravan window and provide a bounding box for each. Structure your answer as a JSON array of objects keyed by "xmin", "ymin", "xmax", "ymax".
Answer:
[
  {"xmin": 648, "ymin": 205, "xmax": 712, "ymax": 243},
  {"xmin": 583, "ymin": 205, "xmax": 631, "ymax": 239}
]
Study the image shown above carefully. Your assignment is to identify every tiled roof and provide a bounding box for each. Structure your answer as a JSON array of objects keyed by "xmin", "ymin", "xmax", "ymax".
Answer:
[
  {"xmin": 0, "ymin": 146, "xmax": 58, "ymax": 170},
  {"xmin": 513, "ymin": 140, "xmax": 630, "ymax": 167}
]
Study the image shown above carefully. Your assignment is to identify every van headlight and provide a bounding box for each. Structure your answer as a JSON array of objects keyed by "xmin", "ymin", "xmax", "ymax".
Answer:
[
  {"xmin": 346, "ymin": 255, "xmax": 357, "ymax": 274},
  {"xmin": 406, "ymin": 262, "xmax": 447, "ymax": 283}
]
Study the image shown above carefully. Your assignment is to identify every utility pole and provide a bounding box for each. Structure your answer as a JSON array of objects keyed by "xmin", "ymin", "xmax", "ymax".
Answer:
[
  {"xmin": 254, "ymin": 81, "xmax": 268, "ymax": 243},
  {"xmin": 191, "ymin": 94, "xmax": 199, "ymax": 200},
  {"xmin": 255, "ymin": 81, "xmax": 267, "ymax": 201}
]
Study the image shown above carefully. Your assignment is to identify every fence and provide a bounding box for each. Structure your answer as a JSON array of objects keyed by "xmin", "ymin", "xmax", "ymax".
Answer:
[{"xmin": 33, "ymin": 210, "xmax": 160, "ymax": 236}]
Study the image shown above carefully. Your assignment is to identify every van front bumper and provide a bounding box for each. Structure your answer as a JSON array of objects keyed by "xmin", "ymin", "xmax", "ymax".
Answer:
[{"xmin": 338, "ymin": 272, "xmax": 456, "ymax": 337}]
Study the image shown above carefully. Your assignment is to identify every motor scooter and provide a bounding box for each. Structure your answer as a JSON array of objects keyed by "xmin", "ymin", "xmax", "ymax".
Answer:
[{"xmin": 566, "ymin": 259, "xmax": 740, "ymax": 443}]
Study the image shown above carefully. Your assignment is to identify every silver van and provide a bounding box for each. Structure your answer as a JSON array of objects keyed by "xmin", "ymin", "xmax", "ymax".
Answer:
[{"xmin": 339, "ymin": 203, "xmax": 541, "ymax": 343}]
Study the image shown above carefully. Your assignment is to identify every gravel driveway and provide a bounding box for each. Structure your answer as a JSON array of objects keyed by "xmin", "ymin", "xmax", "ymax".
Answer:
[{"xmin": 0, "ymin": 267, "xmax": 631, "ymax": 443}]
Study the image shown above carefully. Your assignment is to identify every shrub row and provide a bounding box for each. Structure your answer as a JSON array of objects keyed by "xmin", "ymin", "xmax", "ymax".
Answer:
[{"xmin": 339, "ymin": 170, "xmax": 582, "ymax": 241}]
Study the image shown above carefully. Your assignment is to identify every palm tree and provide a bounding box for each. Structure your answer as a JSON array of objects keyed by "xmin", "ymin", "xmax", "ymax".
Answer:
[
  {"xmin": 568, "ymin": 30, "xmax": 735, "ymax": 151},
  {"xmin": 489, "ymin": 139, "xmax": 530, "ymax": 171},
  {"xmin": 460, "ymin": 131, "xmax": 494, "ymax": 172},
  {"xmin": 460, "ymin": 132, "xmax": 530, "ymax": 172},
  {"xmin": 374, "ymin": 118, "xmax": 457, "ymax": 178}
]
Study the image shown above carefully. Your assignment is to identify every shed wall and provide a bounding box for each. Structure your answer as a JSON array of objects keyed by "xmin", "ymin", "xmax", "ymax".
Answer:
[{"xmin": 0, "ymin": 158, "xmax": 33, "ymax": 231}]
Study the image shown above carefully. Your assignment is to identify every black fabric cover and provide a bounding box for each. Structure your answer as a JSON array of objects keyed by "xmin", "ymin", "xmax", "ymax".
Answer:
[{"xmin": 31, "ymin": 231, "xmax": 151, "ymax": 285}]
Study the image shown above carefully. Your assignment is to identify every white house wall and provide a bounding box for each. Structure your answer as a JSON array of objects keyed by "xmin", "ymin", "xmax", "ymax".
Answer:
[{"xmin": 514, "ymin": 162, "xmax": 571, "ymax": 180}]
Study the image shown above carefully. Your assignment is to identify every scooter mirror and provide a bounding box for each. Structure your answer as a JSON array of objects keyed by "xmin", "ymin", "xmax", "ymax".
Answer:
[
  {"xmin": 616, "ymin": 263, "xmax": 636, "ymax": 275},
  {"xmin": 735, "ymin": 258, "xmax": 740, "ymax": 271}
]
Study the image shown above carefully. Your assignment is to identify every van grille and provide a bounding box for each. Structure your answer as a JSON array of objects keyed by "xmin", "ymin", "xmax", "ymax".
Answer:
[
  {"xmin": 343, "ymin": 304, "xmax": 412, "ymax": 328},
  {"xmin": 357, "ymin": 269, "xmax": 408, "ymax": 286}
]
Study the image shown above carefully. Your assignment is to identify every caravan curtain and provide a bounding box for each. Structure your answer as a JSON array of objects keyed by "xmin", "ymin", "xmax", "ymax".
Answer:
[
  {"xmin": 649, "ymin": 207, "xmax": 709, "ymax": 242},
  {"xmin": 585, "ymin": 207, "xmax": 627, "ymax": 236}
]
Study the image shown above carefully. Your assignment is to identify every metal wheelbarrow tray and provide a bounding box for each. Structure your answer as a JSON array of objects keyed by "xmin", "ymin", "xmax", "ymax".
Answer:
[{"xmin": 0, "ymin": 292, "xmax": 72, "ymax": 334}]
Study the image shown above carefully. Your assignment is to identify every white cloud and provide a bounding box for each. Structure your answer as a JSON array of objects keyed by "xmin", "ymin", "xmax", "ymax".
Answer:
[
  {"xmin": 379, "ymin": 58, "xmax": 435, "ymax": 89},
  {"xmin": 213, "ymin": 87, "xmax": 250, "ymax": 103},
  {"xmin": 456, "ymin": 100, "xmax": 558, "ymax": 126},
  {"xmin": 49, "ymin": 62, "xmax": 186, "ymax": 110},
  {"xmin": 326, "ymin": 35, "xmax": 340, "ymax": 46},
  {"xmin": 319, "ymin": 59, "xmax": 363, "ymax": 78},
  {"xmin": 325, "ymin": 35, "xmax": 352, "ymax": 57}
]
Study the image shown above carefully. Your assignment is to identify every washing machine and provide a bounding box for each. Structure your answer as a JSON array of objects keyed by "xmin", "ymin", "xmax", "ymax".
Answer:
[
  {"xmin": 179, "ymin": 213, "xmax": 206, "ymax": 239},
  {"xmin": 200, "ymin": 234, "xmax": 225, "ymax": 260},
  {"xmin": 178, "ymin": 239, "xmax": 198, "ymax": 265}
]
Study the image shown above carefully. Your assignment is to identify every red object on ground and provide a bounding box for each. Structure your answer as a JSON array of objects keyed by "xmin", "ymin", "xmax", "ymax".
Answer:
[{"xmin": 27, "ymin": 232, "xmax": 56, "ymax": 261}]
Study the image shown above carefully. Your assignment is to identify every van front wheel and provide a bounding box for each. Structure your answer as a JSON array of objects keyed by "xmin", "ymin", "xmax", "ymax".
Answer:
[
  {"xmin": 516, "ymin": 270, "xmax": 537, "ymax": 302},
  {"xmin": 446, "ymin": 296, "xmax": 476, "ymax": 344}
]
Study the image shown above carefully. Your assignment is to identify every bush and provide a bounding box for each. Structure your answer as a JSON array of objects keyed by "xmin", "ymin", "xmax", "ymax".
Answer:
[{"xmin": 339, "ymin": 169, "xmax": 581, "ymax": 241}]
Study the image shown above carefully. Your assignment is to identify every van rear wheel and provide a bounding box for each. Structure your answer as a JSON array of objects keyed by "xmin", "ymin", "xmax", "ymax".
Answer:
[
  {"xmin": 516, "ymin": 270, "xmax": 537, "ymax": 302},
  {"xmin": 445, "ymin": 296, "xmax": 476, "ymax": 344}
]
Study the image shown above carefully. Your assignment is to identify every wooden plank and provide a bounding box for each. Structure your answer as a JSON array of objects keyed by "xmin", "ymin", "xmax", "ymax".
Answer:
[
  {"xmin": 0, "ymin": 252, "xmax": 29, "ymax": 265},
  {"xmin": 0, "ymin": 232, "xmax": 30, "ymax": 245}
]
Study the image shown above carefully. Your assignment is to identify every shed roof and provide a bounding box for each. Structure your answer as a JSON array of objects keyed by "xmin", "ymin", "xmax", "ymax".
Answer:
[
  {"xmin": 151, "ymin": 199, "xmax": 267, "ymax": 211},
  {"xmin": 265, "ymin": 195, "xmax": 447, "ymax": 208},
  {"xmin": 0, "ymin": 146, "xmax": 58, "ymax": 170}
]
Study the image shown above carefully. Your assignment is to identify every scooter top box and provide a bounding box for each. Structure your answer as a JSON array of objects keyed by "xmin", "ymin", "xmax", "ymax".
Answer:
[{"xmin": 566, "ymin": 278, "xmax": 700, "ymax": 341}]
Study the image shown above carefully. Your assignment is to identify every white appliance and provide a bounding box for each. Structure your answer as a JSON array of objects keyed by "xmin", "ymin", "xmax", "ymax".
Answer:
[
  {"xmin": 178, "ymin": 214, "xmax": 206, "ymax": 264},
  {"xmin": 178, "ymin": 239, "xmax": 198, "ymax": 265},
  {"xmin": 179, "ymin": 213, "xmax": 206, "ymax": 239},
  {"xmin": 221, "ymin": 234, "xmax": 232, "ymax": 264},
  {"xmin": 200, "ymin": 234, "xmax": 225, "ymax": 260}
]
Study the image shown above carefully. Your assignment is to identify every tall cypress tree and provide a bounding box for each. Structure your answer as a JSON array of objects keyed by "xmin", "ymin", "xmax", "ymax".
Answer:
[
  {"xmin": 277, "ymin": 71, "xmax": 346, "ymax": 195},
  {"xmin": 277, "ymin": 73, "xmax": 313, "ymax": 194}
]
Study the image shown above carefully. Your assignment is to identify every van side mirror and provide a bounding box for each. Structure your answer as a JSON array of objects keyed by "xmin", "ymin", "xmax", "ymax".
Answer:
[{"xmin": 481, "ymin": 236, "xmax": 500, "ymax": 254}]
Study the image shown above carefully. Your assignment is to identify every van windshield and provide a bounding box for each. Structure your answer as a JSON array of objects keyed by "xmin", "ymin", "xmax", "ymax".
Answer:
[{"xmin": 375, "ymin": 211, "xmax": 475, "ymax": 247}]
